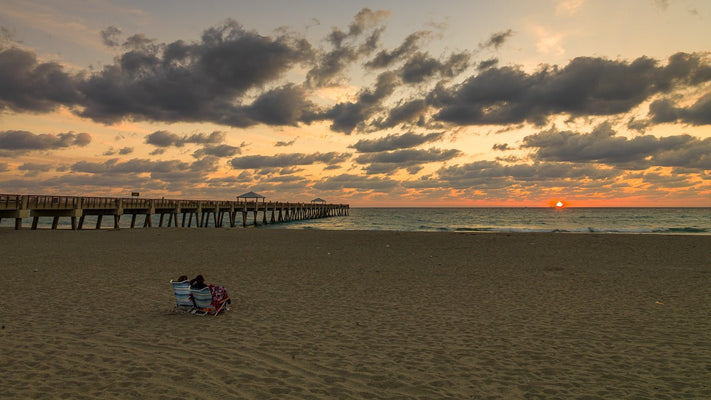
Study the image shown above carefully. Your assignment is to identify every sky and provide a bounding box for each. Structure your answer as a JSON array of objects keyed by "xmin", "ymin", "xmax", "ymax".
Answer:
[{"xmin": 1, "ymin": 0, "xmax": 710, "ymax": 207}]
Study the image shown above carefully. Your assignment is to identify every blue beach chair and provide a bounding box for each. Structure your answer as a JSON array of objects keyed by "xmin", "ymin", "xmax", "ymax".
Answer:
[
  {"xmin": 190, "ymin": 287, "xmax": 229, "ymax": 316},
  {"xmin": 171, "ymin": 280, "xmax": 194, "ymax": 313}
]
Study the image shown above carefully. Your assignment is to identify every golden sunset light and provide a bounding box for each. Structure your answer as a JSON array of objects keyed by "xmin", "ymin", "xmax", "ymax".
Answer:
[{"xmin": 1, "ymin": 1, "xmax": 710, "ymax": 206}]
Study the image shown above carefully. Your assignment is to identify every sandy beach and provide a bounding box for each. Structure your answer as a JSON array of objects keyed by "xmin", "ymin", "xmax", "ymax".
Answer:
[{"xmin": 1, "ymin": 228, "xmax": 710, "ymax": 399}]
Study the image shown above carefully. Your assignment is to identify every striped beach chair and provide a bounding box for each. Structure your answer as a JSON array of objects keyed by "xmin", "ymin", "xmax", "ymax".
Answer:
[
  {"xmin": 171, "ymin": 280, "xmax": 194, "ymax": 313},
  {"xmin": 190, "ymin": 287, "xmax": 229, "ymax": 316}
]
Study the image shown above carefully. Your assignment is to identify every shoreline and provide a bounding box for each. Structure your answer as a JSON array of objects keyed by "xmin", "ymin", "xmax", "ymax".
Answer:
[
  {"xmin": 1, "ymin": 225, "xmax": 710, "ymax": 235},
  {"xmin": 2, "ymin": 229, "xmax": 710, "ymax": 399}
]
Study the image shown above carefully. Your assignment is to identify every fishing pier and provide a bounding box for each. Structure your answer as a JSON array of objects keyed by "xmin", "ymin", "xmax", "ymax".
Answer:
[{"xmin": 0, "ymin": 194, "xmax": 349, "ymax": 230}]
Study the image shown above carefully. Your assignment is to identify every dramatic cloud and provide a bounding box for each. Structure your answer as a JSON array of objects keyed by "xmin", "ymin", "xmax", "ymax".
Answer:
[
  {"xmin": 522, "ymin": 123, "xmax": 711, "ymax": 169},
  {"xmin": 4, "ymin": 12, "xmax": 707, "ymax": 138},
  {"xmin": 436, "ymin": 160, "xmax": 621, "ymax": 189},
  {"xmin": 318, "ymin": 71, "xmax": 399, "ymax": 133},
  {"xmin": 355, "ymin": 148, "xmax": 462, "ymax": 175},
  {"xmin": 366, "ymin": 31, "xmax": 428, "ymax": 69},
  {"xmin": 350, "ymin": 131, "xmax": 444, "ymax": 152},
  {"xmin": 430, "ymin": 52, "xmax": 711, "ymax": 126},
  {"xmin": 229, "ymin": 152, "xmax": 351, "ymax": 169},
  {"xmin": 275, "ymin": 138, "xmax": 297, "ymax": 147},
  {"xmin": 145, "ymin": 130, "xmax": 224, "ymax": 147},
  {"xmin": 100, "ymin": 25, "xmax": 122, "ymax": 47},
  {"xmin": 398, "ymin": 52, "xmax": 470, "ymax": 83},
  {"xmin": 647, "ymin": 93, "xmax": 711, "ymax": 125},
  {"xmin": 70, "ymin": 157, "xmax": 218, "ymax": 183},
  {"xmin": 312, "ymin": 173, "xmax": 400, "ymax": 191},
  {"xmin": 0, "ymin": 130, "xmax": 90, "ymax": 151},
  {"xmin": 193, "ymin": 144, "xmax": 241, "ymax": 158},
  {"xmin": 0, "ymin": 46, "xmax": 82, "ymax": 113},
  {"xmin": 79, "ymin": 20, "xmax": 314, "ymax": 125},
  {"xmin": 478, "ymin": 58, "xmax": 499, "ymax": 70},
  {"xmin": 246, "ymin": 84, "xmax": 317, "ymax": 126},
  {"xmin": 18, "ymin": 162, "xmax": 53, "ymax": 173},
  {"xmin": 306, "ymin": 8, "xmax": 388, "ymax": 87},
  {"xmin": 480, "ymin": 29, "xmax": 514, "ymax": 49},
  {"xmin": 2, "ymin": 8, "xmax": 710, "ymax": 205},
  {"xmin": 376, "ymin": 99, "xmax": 429, "ymax": 128},
  {"xmin": 103, "ymin": 146, "xmax": 133, "ymax": 156}
]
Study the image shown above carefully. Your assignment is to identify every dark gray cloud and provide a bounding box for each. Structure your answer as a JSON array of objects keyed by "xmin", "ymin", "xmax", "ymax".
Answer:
[
  {"xmin": 435, "ymin": 160, "xmax": 621, "ymax": 189},
  {"xmin": 145, "ymin": 130, "xmax": 224, "ymax": 147},
  {"xmin": 0, "ymin": 130, "xmax": 90, "ymax": 151},
  {"xmin": 100, "ymin": 26, "xmax": 122, "ymax": 47},
  {"xmin": 275, "ymin": 166, "xmax": 305, "ymax": 175},
  {"xmin": 346, "ymin": 8, "xmax": 390, "ymax": 38},
  {"xmin": 478, "ymin": 58, "xmax": 498, "ymax": 70},
  {"xmin": 480, "ymin": 29, "xmax": 513, "ymax": 49},
  {"xmin": 79, "ymin": 20, "xmax": 314, "ymax": 125},
  {"xmin": 350, "ymin": 131, "xmax": 444, "ymax": 152},
  {"xmin": 522, "ymin": 123, "xmax": 711, "ymax": 169},
  {"xmin": 122, "ymin": 33, "xmax": 157, "ymax": 51},
  {"xmin": 72, "ymin": 158, "xmax": 188, "ymax": 174},
  {"xmin": 399, "ymin": 52, "xmax": 470, "ymax": 84},
  {"xmin": 648, "ymin": 93, "xmax": 711, "ymax": 125},
  {"xmin": 355, "ymin": 147, "xmax": 461, "ymax": 175},
  {"xmin": 193, "ymin": 144, "xmax": 241, "ymax": 158},
  {"xmin": 430, "ymin": 52, "xmax": 711, "ymax": 126},
  {"xmin": 1, "ymin": 27, "xmax": 14, "ymax": 44},
  {"xmin": 0, "ymin": 46, "xmax": 82, "ymax": 113},
  {"xmin": 317, "ymin": 71, "xmax": 399, "ymax": 133},
  {"xmin": 18, "ymin": 162, "xmax": 53, "ymax": 173},
  {"xmin": 246, "ymin": 84, "xmax": 317, "ymax": 126},
  {"xmin": 69, "ymin": 157, "xmax": 217, "ymax": 184},
  {"xmin": 275, "ymin": 138, "xmax": 297, "ymax": 147},
  {"xmin": 306, "ymin": 8, "xmax": 388, "ymax": 87},
  {"xmin": 103, "ymin": 146, "xmax": 134, "ymax": 156},
  {"xmin": 229, "ymin": 152, "xmax": 351, "ymax": 169},
  {"xmin": 365, "ymin": 31, "xmax": 428, "ymax": 69},
  {"xmin": 364, "ymin": 29, "xmax": 470, "ymax": 86},
  {"xmin": 312, "ymin": 173, "xmax": 399, "ymax": 191},
  {"xmin": 375, "ymin": 99, "xmax": 429, "ymax": 128}
]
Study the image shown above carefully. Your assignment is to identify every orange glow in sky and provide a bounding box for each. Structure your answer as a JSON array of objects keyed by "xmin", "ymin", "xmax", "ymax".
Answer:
[{"xmin": 0, "ymin": 2, "xmax": 710, "ymax": 206}]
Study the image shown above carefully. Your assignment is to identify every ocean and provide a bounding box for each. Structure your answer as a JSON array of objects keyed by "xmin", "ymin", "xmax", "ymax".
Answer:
[
  {"xmin": 3, "ymin": 207, "xmax": 710, "ymax": 234},
  {"xmin": 268, "ymin": 207, "xmax": 711, "ymax": 235}
]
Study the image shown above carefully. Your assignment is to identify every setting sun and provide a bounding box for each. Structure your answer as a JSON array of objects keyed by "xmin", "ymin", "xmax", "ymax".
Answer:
[{"xmin": 548, "ymin": 199, "xmax": 569, "ymax": 208}]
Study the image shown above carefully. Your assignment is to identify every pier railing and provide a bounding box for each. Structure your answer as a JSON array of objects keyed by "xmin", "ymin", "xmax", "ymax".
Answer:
[{"xmin": 0, "ymin": 194, "xmax": 349, "ymax": 230}]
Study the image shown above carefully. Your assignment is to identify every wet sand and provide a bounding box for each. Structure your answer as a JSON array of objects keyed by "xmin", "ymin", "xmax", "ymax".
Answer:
[{"xmin": 1, "ymin": 228, "xmax": 710, "ymax": 399}]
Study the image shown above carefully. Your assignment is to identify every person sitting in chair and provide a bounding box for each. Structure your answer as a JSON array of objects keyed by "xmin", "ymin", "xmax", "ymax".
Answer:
[
  {"xmin": 190, "ymin": 274, "xmax": 230, "ymax": 306},
  {"xmin": 189, "ymin": 274, "xmax": 207, "ymax": 289}
]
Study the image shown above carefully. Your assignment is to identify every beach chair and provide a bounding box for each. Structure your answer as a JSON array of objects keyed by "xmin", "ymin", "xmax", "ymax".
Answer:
[
  {"xmin": 190, "ymin": 286, "xmax": 229, "ymax": 316},
  {"xmin": 171, "ymin": 280, "xmax": 195, "ymax": 313}
]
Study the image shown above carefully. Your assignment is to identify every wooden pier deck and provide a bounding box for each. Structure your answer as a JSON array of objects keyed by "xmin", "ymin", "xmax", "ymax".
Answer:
[{"xmin": 0, "ymin": 194, "xmax": 349, "ymax": 230}]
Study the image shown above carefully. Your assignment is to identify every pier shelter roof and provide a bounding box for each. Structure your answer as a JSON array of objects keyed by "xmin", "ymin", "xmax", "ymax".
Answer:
[
  {"xmin": 311, "ymin": 198, "xmax": 326, "ymax": 203},
  {"xmin": 237, "ymin": 191, "xmax": 266, "ymax": 202}
]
